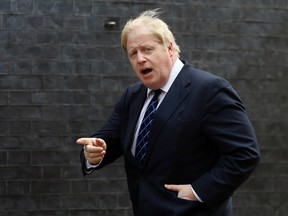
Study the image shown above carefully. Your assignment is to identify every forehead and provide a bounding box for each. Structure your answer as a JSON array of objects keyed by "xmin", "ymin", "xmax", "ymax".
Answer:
[{"xmin": 126, "ymin": 29, "xmax": 160, "ymax": 50}]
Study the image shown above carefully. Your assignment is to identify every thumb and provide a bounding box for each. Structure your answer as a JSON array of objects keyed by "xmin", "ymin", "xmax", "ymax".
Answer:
[
  {"xmin": 76, "ymin": 137, "xmax": 96, "ymax": 146},
  {"xmin": 95, "ymin": 138, "xmax": 107, "ymax": 150},
  {"xmin": 164, "ymin": 184, "xmax": 180, "ymax": 192}
]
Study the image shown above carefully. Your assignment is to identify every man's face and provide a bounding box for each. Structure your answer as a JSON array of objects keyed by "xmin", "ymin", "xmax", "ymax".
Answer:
[{"xmin": 126, "ymin": 27, "xmax": 174, "ymax": 90}]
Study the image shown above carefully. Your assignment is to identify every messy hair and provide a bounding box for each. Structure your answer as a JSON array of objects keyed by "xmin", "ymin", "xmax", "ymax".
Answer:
[{"xmin": 121, "ymin": 9, "xmax": 180, "ymax": 58}]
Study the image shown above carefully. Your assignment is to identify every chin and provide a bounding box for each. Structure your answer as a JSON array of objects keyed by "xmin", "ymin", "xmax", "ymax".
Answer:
[
  {"xmin": 145, "ymin": 84, "xmax": 160, "ymax": 90},
  {"xmin": 141, "ymin": 78, "xmax": 162, "ymax": 90}
]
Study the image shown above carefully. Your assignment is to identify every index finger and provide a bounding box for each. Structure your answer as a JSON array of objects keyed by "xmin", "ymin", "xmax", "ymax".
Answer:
[{"xmin": 76, "ymin": 138, "xmax": 96, "ymax": 146}]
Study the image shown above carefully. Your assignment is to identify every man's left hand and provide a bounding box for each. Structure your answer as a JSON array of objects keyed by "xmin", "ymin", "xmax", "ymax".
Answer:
[{"xmin": 164, "ymin": 184, "xmax": 198, "ymax": 201}]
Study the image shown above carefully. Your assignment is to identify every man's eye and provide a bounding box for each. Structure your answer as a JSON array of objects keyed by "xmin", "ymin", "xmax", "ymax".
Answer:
[
  {"xmin": 144, "ymin": 48, "xmax": 153, "ymax": 53},
  {"xmin": 129, "ymin": 51, "xmax": 137, "ymax": 57}
]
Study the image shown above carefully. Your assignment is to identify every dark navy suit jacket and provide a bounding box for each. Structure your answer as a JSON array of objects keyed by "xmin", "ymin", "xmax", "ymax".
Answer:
[{"xmin": 81, "ymin": 60, "xmax": 260, "ymax": 216}]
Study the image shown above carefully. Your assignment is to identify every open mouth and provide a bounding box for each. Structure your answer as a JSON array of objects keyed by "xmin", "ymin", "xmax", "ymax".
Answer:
[{"xmin": 141, "ymin": 68, "xmax": 152, "ymax": 75}]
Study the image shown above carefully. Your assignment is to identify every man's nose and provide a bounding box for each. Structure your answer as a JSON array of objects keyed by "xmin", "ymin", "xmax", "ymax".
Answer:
[{"xmin": 137, "ymin": 53, "xmax": 146, "ymax": 63}]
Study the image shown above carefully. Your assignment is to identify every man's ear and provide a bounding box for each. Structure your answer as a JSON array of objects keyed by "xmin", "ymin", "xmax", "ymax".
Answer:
[{"xmin": 168, "ymin": 42, "xmax": 174, "ymax": 57}]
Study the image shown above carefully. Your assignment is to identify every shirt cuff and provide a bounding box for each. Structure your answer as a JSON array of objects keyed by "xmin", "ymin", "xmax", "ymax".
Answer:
[
  {"xmin": 191, "ymin": 185, "xmax": 203, "ymax": 203},
  {"xmin": 86, "ymin": 158, "xmax": 103, "ymax": 169}
]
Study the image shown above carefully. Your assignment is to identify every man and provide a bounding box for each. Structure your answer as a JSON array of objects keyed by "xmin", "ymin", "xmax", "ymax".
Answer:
[{"xmin": 77, "ymin": 9, "xmax": 260, "ymax": 216}]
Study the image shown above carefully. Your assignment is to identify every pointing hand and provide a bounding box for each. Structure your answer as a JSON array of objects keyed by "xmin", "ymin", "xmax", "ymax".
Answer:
[{"xmin": 76, "ymin": 138, "xmax": 107, "ymax": 165}]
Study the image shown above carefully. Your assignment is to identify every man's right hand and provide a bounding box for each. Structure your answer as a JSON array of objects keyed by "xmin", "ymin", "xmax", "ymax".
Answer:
[{"xmin": 76, "ymin": 138, "xmax": 107, "ymax": 165}]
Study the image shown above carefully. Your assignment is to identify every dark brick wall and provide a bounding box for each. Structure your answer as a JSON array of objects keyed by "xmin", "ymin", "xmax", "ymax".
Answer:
[{"xmin": 0, "ymin": 0, "xmax": 287, "ymax": 215}]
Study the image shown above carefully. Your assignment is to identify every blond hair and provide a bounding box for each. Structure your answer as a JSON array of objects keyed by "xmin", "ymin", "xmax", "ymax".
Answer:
[{"xmin": 121, "ymin": 9, "xmax": 180, "ymax": 58}]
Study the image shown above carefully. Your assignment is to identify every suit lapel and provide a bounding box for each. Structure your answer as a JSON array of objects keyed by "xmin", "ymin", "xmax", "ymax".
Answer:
[
  {"xmin": 144, "ymin": 68, "xmax": 192, "ymax": 166},
  {"xmin": 123, "ymin": 85, "xmax": 147, "ymax": 155}
]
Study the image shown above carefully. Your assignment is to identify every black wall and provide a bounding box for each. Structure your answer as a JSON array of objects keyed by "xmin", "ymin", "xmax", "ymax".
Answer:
[{"xmin": 1, "ymin": 0, "xmax": 287, "ymax": 215}]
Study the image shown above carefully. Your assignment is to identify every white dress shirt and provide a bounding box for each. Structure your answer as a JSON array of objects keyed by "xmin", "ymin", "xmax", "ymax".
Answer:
[{"xmin": 131, "ymin": 58, "xmax": 184, "ymax": 155}]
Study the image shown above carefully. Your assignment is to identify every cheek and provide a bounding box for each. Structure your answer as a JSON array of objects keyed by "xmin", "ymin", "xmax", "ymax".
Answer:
[
  {"xmin": 159, "ymin": 61, "xmax": 172, "ymax": 76},
  {"xmin": 129, "ymin": 59, "xmax": 138, "ymax": 72},
  {"xmin": 159, "ymin": 72, "xmax": 169, "ymax": 84}
]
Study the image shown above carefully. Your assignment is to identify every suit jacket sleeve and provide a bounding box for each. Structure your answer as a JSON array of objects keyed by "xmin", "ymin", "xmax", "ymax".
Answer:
[
  {"xmin": 191, "ymin": 78, "xmax": 260, "ymax": 208},
  {"xmin": 80, "ymin": 87, "xmax": 130, "ymax": 176}
]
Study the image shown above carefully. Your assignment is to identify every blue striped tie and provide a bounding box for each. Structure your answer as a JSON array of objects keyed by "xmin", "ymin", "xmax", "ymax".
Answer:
[{"xmin": 135, "ymin": 90, "xmax": 161, "ymax": 164}]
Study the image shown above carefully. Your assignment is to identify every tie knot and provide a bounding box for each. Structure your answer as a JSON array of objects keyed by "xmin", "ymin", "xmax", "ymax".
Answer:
[{"xmin": 153, "ymin": 89, "xmax": 162, "ymax": 98}]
